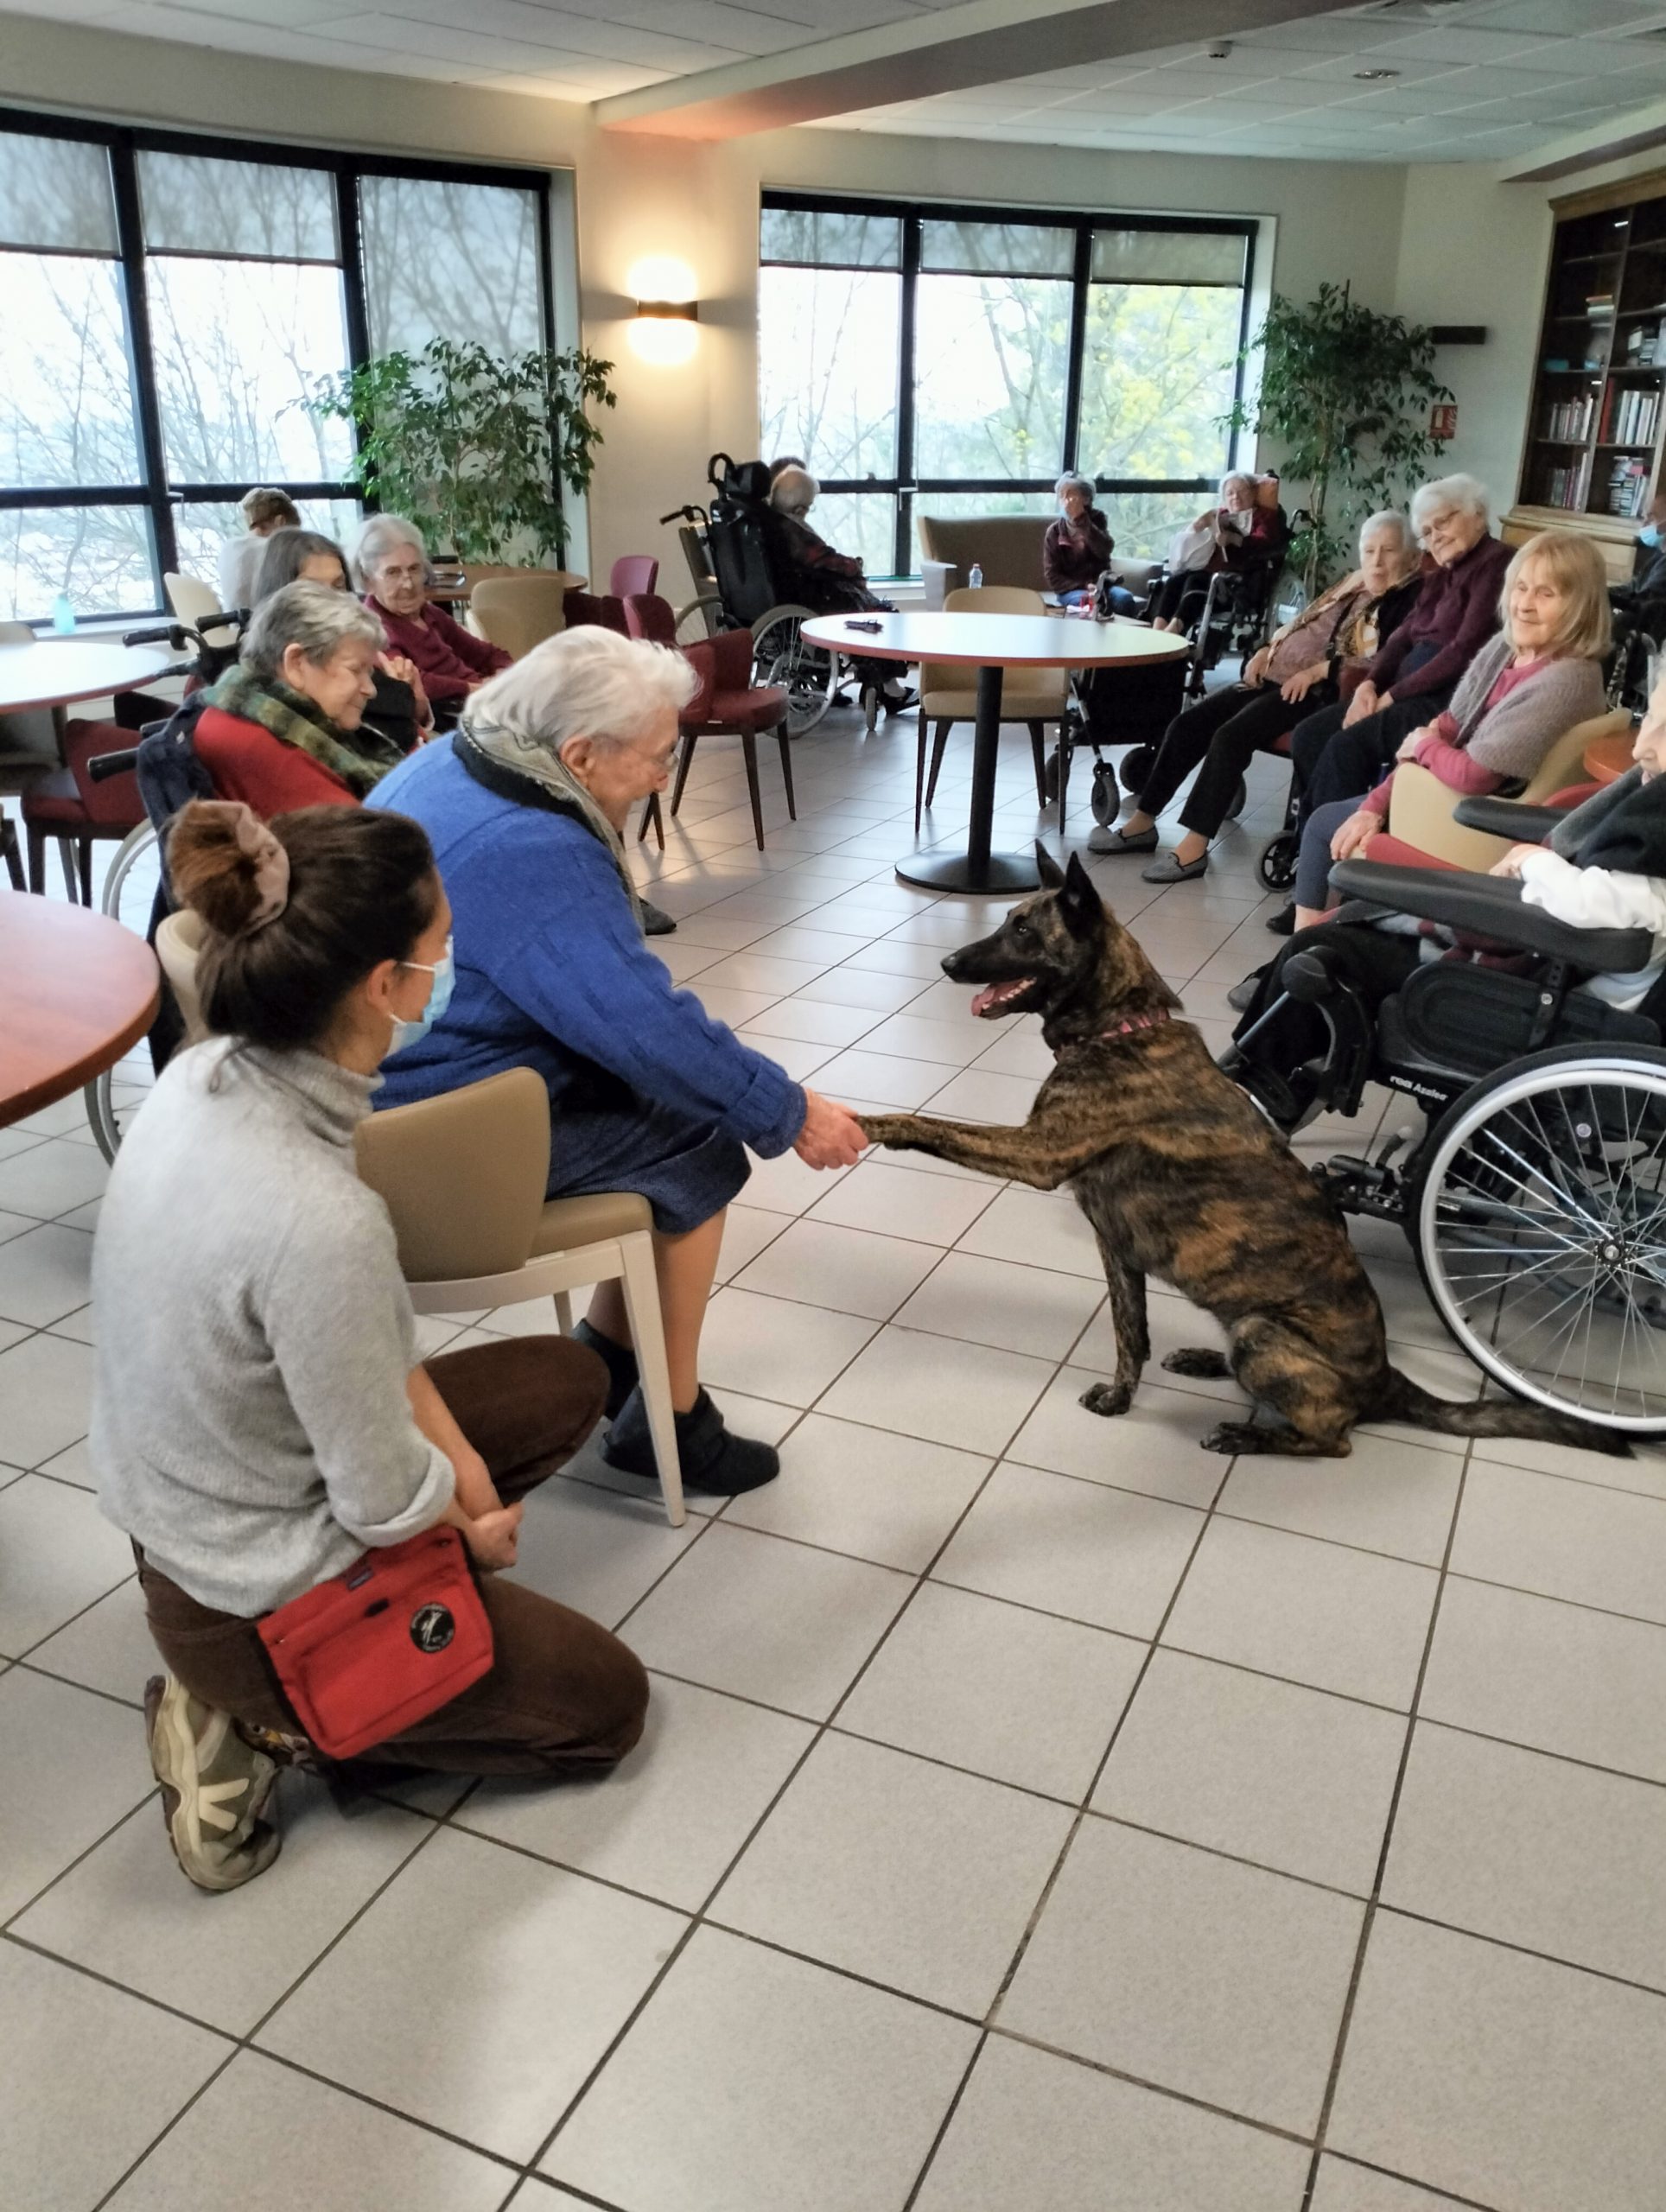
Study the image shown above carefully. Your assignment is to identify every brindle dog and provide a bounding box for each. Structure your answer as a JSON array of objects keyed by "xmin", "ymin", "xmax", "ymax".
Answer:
[{"xmin": 860, "ymin": 846, "xmax": 1627, "ymax": 1458}]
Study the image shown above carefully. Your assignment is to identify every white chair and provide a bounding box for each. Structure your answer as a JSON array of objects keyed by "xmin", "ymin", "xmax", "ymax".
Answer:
[
  {"xmin": 163, "ymin": 572, "xmax": 222, "ymax": 627},
  {"xmin": 353, "ymin": 1069, "xmax": 685, "ymax": 1525},
  {"xmin": 914, "ymin": 585, "xmax": 1071, "ymax": 830}
]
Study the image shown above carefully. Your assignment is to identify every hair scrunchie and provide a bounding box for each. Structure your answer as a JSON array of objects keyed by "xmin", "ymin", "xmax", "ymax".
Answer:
[{"xmin": 198, "ymin": 799, "xmax": 291, "ymax": 932}]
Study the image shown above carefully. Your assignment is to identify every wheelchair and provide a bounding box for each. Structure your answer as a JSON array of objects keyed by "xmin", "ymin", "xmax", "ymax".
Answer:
[
  {"xmin": 664, "ymin": 455, "xmax": 900, "ymax": 739},
  {"xmin": 1225, "ymin": 804, "xmax": 1666, "ymax": 1440}
]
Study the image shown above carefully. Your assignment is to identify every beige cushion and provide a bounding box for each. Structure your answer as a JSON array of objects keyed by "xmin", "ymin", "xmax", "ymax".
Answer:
[
  {"xmin": 355, "ymin": 1068, "xmax": 550, "ymax": 1281},
  {"xmin": 531, "ymin": 1189, "xmax": 652, "ymax": 1255},
  {"xmin": 468, "ymin": 575, "xmax": 568, "ymax": 658},
  {"xmin": 156, "ymin": 910, "xmax": 210, "ymax": 1044}
]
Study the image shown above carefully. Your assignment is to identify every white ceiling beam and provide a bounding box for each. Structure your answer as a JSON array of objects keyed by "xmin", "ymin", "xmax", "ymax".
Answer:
[
  {"xmin": 1499, "ymin": 93, "xmax": 1666, "ymax": 184},
  {"xmin": 595, "ymin": 0, "xmax": 1345, "ymax": 141}
]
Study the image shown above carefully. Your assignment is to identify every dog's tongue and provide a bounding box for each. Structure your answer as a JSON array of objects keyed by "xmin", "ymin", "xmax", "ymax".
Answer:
[{"xmin": 970, "ymin": 979, "xmax": 1028, "ymax": 1018}]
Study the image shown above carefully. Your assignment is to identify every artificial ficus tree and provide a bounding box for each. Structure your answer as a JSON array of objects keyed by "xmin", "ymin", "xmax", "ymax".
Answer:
[
  {"xmin": 306, "ymin": 337, "xmax": 616, "ymax": 563},
  {"xmin": 1224, "ymin": 282, "xmax": 1453, "ymax": 593}
]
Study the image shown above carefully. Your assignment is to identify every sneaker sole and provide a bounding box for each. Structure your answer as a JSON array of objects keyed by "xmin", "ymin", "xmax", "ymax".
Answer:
[{"xmin": 144, "ymin": 1675, "xmax": 281, "ymax": 1893}]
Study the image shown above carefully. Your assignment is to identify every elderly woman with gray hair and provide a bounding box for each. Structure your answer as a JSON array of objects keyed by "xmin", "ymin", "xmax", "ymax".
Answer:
[
  {"xmin": 353, "ymin": 514, "xmax": 510, "ymax": 716},
  {"xmin": 368, "ymin": 626, "xmax": 868, "ymax": 1497},
  {"xmin": 1043, "ymin": 473, "xmax": 1128, "ymax": 607},
  {"xmin": 192, "ymin": 582, "xmax": 404, "ymax": 814},
  {"xmin": 1146, "ymin": 470, "xmax": 1281, "ymax": 632}
]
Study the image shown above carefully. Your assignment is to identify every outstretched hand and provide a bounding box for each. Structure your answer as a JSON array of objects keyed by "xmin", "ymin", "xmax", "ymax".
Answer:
[{"xmin": 794, "ymin": 1089, "xmax": 868, "ymax": 1170}]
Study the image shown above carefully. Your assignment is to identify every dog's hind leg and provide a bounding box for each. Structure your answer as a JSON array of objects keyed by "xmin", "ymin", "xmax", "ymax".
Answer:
[
  {"xmin": 1205, "ymin": 1314, "xmax": 1354, "ymax": 1458},
  {"xmin": 1079, "ymin": 1244, "xmax": 1148, "ymax": 1419}
]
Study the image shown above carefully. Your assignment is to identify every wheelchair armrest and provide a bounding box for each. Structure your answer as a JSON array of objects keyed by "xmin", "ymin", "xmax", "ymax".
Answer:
[
  {"xmin": 1451, "ymin": 798, "xmax": 1568, "ymax": 843},
  {"xmin": 1328, "ymin": 859, "xmax": 1654, "ymax": 973}
]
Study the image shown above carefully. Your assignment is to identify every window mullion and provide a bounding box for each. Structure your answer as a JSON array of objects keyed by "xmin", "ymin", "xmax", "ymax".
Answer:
[
  {"xmin": 107, "ymin": 132, "xmax": 175, "ymax": 594},
  {"xmin": 894, "ymin": 213, "xmax": 919, "ymax": 580},
  {"xmin": 1062, "ymin": 221, "xmax": 1091, "ymax": 477}
]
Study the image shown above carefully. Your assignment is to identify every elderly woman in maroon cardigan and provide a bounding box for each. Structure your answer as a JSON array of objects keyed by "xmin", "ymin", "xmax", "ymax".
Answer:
[{"xmin": 351, "ymin": 516, "xmax": 510, "ymax": 718}]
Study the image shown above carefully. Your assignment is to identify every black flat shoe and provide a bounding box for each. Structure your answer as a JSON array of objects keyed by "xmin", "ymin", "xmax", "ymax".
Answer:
[
  {"xmin": 573, "ymin": 1319, "xmax": 639, "ymax": 1422},
  {"xmin": 601, "ymin": 1385, "xmax": 780, "ymax": 1496},
  {"xmin": 642, "ymin": 899, "xmax": 677, "ymax": 937},
  {"xmin": 1265, "ymin": 904, "xmax": 1297, "ymax": 937}
]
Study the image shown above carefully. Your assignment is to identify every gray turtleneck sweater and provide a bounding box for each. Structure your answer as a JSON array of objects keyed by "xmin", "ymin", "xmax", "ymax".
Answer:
[{"xmin": 92, "ymin": 1039, "xmax": 454, "ymax": 1617}]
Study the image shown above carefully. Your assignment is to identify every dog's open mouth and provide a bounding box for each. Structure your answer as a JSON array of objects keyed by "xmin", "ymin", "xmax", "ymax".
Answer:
[{"xmin": 970, "ymin": 977, "xmax": 1037, "ymax": 1019}]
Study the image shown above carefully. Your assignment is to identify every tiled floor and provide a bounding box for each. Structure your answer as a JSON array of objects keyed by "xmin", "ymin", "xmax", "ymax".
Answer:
[{"xmin": 4, "ymin": 703, "xmax": 1666, "ymax": 2211}]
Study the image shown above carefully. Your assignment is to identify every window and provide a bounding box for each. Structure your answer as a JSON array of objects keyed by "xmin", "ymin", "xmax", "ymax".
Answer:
[
  {"xmin": 758, "ymin": 193, "xmax": 1256, "ymax": 577},
  {"xmin": 0, "ymin": 111, "xmax": 555, "ymax": 623}
]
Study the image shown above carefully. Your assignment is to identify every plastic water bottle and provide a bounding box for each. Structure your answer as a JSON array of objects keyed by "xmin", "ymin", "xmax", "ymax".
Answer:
[
  {"xmin": 50, "ymin": 592, "xmax": 76, "ymax": 634},
  {"xmin": 968, "ymin": 562, "xmax": 983, "ymax": 590}
]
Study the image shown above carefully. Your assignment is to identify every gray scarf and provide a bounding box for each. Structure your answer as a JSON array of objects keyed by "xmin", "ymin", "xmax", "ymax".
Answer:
[{"xmin": 456, "ymin": 702, "xmax": 644, "ymax": 929}]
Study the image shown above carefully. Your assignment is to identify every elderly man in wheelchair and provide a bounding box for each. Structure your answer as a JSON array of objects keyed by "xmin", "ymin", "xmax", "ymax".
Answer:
[{"xmin": 1220, "ymin": 685, "xmax": 1666, "ymax": 1445}]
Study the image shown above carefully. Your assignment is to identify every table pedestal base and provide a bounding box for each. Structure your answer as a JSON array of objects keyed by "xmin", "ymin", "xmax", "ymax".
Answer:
[{"xmin": 894, "ymin": 850, "xmax": 1041, "ymax": 894}]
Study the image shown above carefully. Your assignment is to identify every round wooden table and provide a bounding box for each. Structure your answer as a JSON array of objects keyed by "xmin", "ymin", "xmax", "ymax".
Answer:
[
  {"xmin": 1, "ymin": 896, "xmax": 160, "ymax": 1127},
  {"xmin": 801, "ymin": 612, "xmax": 1191, "ymax": 893},
  {"xmin": 0, "ymin": 638, "xmax": 173, "ymax": 716}
]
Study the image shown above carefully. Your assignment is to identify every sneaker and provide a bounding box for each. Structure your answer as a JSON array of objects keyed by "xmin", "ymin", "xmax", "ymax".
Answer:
[
  {"xmin": 143, "ymin": 1673, "xmax": 282, "ymax": 1892},
  {"xmin": 641, "ymin": 899, "xmax": 677, "ymax": 938},
  {"xmin": 1265, "ymin": 903, "xmax": 1297, "ymax": 937},
  {"xmin": 601, "ymin": 1383, "xmax": 780, "ymax": 1495},
  {"xmin": 574, "ymin": 1317, "xmax": 639, "ymax": 1421},
  {"xmin": 1141, "ymin": 850, "xmax": 1207, "ymax": 884},
  {"xmin": 1087, "ymin": 823, "xmax": 1158, "ymax": 855}
]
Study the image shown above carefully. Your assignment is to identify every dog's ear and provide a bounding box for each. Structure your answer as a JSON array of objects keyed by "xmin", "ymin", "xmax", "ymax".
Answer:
[
  {"xmin": 1059, "ymin": 851, "xmax": 1105, "ymax": 939},
  {"xmin": 1033, "ymin": 841, "xmax": 1066, "ymax": 890}
]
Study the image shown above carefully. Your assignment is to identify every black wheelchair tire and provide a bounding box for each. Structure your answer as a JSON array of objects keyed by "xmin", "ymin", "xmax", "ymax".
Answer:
[
  {"xmin": 1257, "ymin": 830, "xmax": 1298, "ymax": 892},
  {"xmin": 1090, "ymin": 759, "xmax": 1120, "ymax": 826}
]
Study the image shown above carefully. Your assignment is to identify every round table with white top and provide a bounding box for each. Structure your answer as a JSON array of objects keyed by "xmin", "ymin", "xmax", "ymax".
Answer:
[
  {"xmin": 800, "ymin": 611, "xmax": 1191, "ymax": 894},
  {"xmin": 0, "ymin": 637, "xmax": 175, "ymax": 716}
]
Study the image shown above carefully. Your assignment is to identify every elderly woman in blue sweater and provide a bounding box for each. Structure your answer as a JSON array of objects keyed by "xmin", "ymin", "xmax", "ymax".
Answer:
[{"xmin": 369, "ymin": 626, "xmax": 867, "ymax": 1497}]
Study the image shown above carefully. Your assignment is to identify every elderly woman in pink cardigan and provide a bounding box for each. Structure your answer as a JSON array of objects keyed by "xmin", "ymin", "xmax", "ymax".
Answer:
[{"xmin": 1288, "ymin": 530, "xmax": 1612, "ymax": 930}]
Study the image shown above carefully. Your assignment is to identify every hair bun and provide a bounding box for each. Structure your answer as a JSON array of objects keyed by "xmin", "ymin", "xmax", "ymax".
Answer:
[{"xmin": 168, "ymin": 800, "xmax": 289, "ymax": 938}]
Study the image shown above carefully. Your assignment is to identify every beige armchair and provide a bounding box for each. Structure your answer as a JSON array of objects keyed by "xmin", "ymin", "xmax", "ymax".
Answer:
[
  {"xmin": 468, "ymin": 575, "xmax": 569, "ymax": 658},
  {"xmin": 917, "ymin": 512, "xmax": 1160, "ymax": 612},
  {"xmin": 915, "ymin": 586, "xmax": 1071, "ymax": 832},
  {"xmin": 1385, "ymin": 707, "xmax": 1633, "ymax": 872}
]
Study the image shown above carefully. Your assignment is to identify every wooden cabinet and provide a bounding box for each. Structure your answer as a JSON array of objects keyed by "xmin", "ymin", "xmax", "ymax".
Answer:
[{"xmin": 1510, "ymin": 180, "xmax": 1666, "ymax": 581}]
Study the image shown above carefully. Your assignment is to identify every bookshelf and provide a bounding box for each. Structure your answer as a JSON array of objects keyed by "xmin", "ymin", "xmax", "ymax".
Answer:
[{"xmin": 1510, "ymin": 183, "xmax": 1666, "ymax": 580}]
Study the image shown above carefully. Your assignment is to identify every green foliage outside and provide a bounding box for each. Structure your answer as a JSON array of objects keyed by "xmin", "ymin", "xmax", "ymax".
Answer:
[
  {"xmin": 305, "ymin": 338, "xmax": 616, "ymax": 563},
  {"xmin": 1224, "ymin": 282, "xmax": 1453, "ymax": 593}
]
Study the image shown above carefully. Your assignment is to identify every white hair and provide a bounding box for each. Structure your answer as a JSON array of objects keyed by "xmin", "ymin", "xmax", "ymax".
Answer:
[
  {"xmin": 240, "ymin": 580, "xmax": 384, "ymax": 681},
  {"xmin": 1055, "ymin": 473, "xmax": 1095, "ymax": 502},
  {"xmin": 1359, "ymin": 509, "xmax": 1413, "ymax": 553},
  {"xmin": 1412, "ymin": 474, "xmax": 1491, "ymax": 532},
  {"xmin": 1220, "ymin": 471, "xmax": 1258, "ymax": 502},
  {"xmin": 349, "ymin": 512, "xmax": 428, "ymax": 590},
  {"xmin": 467, "ymin": 624, "xmax": 696, "ymax": 752},
  {"xmin": 770, "ymin": 467, "xmax": 817, "ymax": 519}
]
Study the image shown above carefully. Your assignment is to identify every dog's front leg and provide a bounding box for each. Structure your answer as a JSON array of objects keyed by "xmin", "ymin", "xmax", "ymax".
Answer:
[
  {"xmin": 859, "ymin": 1112, "xmax": 1090, "ymax": 1192},
  {"xmin": 1080, "ymin": 1243, "xmax": 1148, "ymax": 1419}
]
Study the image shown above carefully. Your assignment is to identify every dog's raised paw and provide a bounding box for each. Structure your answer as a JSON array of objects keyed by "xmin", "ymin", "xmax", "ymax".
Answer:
[
  {"xmin": 1162, "ymin": 1348, "xmax": 1232, "ymax": 1379},
  {"xmin": 1079, "ymin": 1381, "xmax": 1133, "ymax": 1418}
]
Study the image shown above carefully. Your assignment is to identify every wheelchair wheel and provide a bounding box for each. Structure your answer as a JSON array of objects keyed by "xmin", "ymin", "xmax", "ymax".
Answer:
[
  {"xmin": 1119, "ymin": 741, "xmax": 1155, "ymax": 794},
  {"xmin": 1257, "ymin": 830, "xmax": 1298, "ymax": 893},
  {"xmin": 1090, "ymin": 757, "xmax": 1120, "ymax": 826},
  {"xmin": 1224, "ymin": 776, "xmax": 1249, "ymax": 823},
  {"xmin": 751, "ymin": 607, "xmax": 835, "ymax": 738},
  {"xmin": 101, "ymin": 819, "xmax": 158, "ymax": 927},
  {"xmin": 1409, "ymin": 1044, "xmax": 1666, "ymax": 1438}
]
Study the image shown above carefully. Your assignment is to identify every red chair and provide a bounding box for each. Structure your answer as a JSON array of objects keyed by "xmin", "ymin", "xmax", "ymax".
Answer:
[
  {"xmin": 22, "ymin": 717, "xmax": 146, "ymax": 903},
  {"xmin": 624, "ymin": 594, "xmax": 794, "ymax": 853},
  {"xmin": 608, "ymin": 556, "xmax": 659, "ymax": 600}
]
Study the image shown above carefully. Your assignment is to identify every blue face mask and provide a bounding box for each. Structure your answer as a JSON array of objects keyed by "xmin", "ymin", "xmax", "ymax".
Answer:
[
  {"xmin": 1642, "ymin": 524, "xmax": 1662, "ymax": 549},
  {"xmin": 388, "ymin": 935, "xmax": 455, "ymax": 1058}
]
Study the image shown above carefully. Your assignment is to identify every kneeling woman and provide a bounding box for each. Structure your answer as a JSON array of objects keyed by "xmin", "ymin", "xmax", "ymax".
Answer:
[
  {"xmin": 1228, "ymin": 686, "xmax": 1666, "ymax": 1133},
  {"xmin": 92, "ymin": 801, "xmax": 646, "ymax": 1891},
  {"xmin": 368, "ymin": 626, "xmax": 867, "ymax": 1497}
]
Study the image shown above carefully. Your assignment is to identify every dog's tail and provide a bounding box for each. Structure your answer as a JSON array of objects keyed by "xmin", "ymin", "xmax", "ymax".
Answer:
[{"xmin": 1370, "ymin": 1365, "xmax": 1631, "ymax": 1458}]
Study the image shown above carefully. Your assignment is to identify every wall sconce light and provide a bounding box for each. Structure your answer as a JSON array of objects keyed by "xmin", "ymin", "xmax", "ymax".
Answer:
[{"xmin": 628, "ymin": 256, "xmax": 699, "ymax": 365}]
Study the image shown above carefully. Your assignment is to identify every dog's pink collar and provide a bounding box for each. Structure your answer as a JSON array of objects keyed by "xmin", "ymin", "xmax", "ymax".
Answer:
[{"xmin": 1099, "ymin": 1007, "xmax": 1170, "ymax": 1040}]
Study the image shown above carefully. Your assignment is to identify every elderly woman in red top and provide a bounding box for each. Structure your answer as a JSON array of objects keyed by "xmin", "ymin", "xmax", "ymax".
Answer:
[
  {"xmin": 193, "ymin": 583, "xmax": 401, "ymax": 813},
  {"xmin": 353, "ymin": 515, "xmax": 511, "ymax": 716}
]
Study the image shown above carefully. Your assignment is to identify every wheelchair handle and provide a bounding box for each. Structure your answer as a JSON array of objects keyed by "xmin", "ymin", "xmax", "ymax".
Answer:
[
  {"xmin": 87, "ymin": 747, "xmax": 141, "ymax": 781},
  {"xmin": 659, "ymin": 504, "xmax": 707, "ymax": 525},
  {"xmin": 122, "ymin": 622, "xmax": 184, "ymax": 648}
]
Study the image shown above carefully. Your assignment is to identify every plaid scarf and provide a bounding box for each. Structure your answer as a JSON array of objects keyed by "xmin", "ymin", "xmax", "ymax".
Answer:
[{"xmin": 205, "ymin": 665, "xmax": 394, "ymax": 795}]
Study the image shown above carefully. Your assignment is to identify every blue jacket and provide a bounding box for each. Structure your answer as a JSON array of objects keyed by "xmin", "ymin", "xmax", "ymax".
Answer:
[{"xmin": 367, "ymin": 740, "xmax": 805, "ymax": 1155}]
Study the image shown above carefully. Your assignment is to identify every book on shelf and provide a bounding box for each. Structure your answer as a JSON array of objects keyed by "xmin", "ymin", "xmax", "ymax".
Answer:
[{"xmin": 1543, "ymin": 390, "xmax": 1598, "ymax": 442}]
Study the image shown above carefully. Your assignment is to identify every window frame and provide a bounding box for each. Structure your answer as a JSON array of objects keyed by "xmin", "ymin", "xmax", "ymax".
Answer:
[
  {"xmin": 0, "ymin": 105, "xmax": 556, "ymax": 621},
  {"xmin": 760, "ymin": 188, "xmax": 1259, "ymax": 580}
]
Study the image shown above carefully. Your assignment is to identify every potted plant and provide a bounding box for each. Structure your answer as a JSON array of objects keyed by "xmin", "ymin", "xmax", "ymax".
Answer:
[
  {"xmin": 1224, "ymin": 282, "xmax": 1453, "ymax": 594},
  {"xmin": 305, "ymin": 337, "xmax": 616, "ymax": 564}
]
